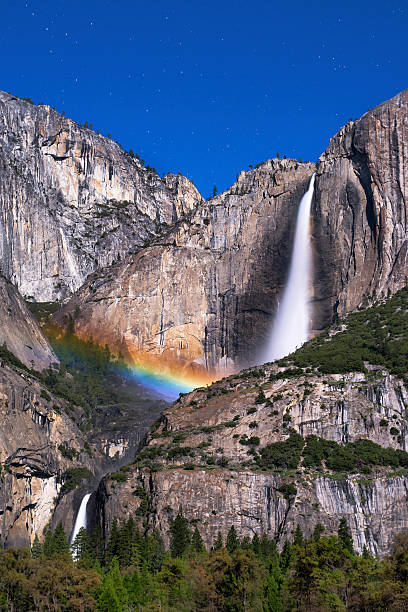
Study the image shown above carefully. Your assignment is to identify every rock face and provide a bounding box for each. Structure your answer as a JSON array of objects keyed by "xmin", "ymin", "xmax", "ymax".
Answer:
[
  {"xmin": 0, "ymin": 91, "xmax": 202, "ymax": 301},
  {"xmin": 58, "ymin": 90, "xmax": 408, "ymax": 379},
  {"xmin": 0, "ymin": 275, "xmax": 57, "ymax": 370},
  {"xmin": 56, "ymin": 161, "xmax": 316, "ymax": 379},
  {"xmin": 94, "ymin": 364, "xmax": 408, "ymax": 556},
  {"xmin": 2, "ymin": 87, "xmax": 408, "ymax": 557},
  {"xmin": 99, "ymin": 468, "xmax": 408, "ymax": 558},
  {"xmin": 0, "ymin": 361, "xmax": 100, "ymax": 547},
  {"xmin": 312, "ymin": 89, "xmax": 408, "ymax": 331}
]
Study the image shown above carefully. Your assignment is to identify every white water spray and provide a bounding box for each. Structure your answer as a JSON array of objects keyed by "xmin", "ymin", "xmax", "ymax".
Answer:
[
  {"xmin": 263, "ymin": 174, "xmax": 315, "ymax": 361},
  {"xmin": 70, "ymin": 493, "xmax": 91, "ymax": 546}
]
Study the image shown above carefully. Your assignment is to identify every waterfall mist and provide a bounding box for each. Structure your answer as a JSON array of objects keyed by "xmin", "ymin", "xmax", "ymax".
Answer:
[
  {"xmin": 70, "ymin": 493, "xmax": 91, "ymax": 545},
  {"xmin": 263, "ymin": 174, "xmax": 315, "ymax": 362}
]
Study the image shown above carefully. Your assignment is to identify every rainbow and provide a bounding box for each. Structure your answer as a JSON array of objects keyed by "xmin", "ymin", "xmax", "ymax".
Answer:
[
  {"xmin": 117, "ymin": 359, "xmax": 215, "ymax": 400},
  {"xmin": 113, "ymin": 345, "xmax": 220, "ymax": 401},
  {"xmin": 49, "ymin": 327, "xmax": 219, "ymax": 401}
]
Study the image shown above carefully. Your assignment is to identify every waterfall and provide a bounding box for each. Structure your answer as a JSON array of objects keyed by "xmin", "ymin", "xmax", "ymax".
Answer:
[
  {"xmin": 70, "ymin": 493, "xmax": 91, "ymax": 545},
  {"xmin": 263, "ymin": 173, "xmax": 315, "ymax": 361}
]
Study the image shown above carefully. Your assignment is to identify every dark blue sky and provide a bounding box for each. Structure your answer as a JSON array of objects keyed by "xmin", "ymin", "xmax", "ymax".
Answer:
[{"xmin": 2, "ymin": 1, "xmax": 407, "ymax": 196}]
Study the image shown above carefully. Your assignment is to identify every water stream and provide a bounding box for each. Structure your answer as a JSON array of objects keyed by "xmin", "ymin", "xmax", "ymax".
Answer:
[
  {"xmin": 70, "ymin": 493, "xmax": 91, "ymax": 545},
  {"xmin": 263, "ymin": 173, "xmax": 315, "ymax": 361}
]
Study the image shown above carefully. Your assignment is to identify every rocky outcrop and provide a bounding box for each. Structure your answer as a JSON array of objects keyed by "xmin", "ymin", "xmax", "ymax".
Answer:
[
  {"xmin": 0, "ymin": 91, "xmax": 202, "ymax": 301},
  {"xmin": 312, "ymin": 89, "xmax": 408, "ymax": 330},
  {"xmin": 94, "ymin": 362, "xmax": 408, "ymax": 556},
  {"xmin": 0, "ymin": 361, "xmax": 101, "ymax": 547},
  {"xmin": 0, "ymin": 267, "xmax": 165, "ymax": 547},
  {"xmin": 0, "ymin": 275, "xmax": 57, "ymax": 370},
  {"xmin": 57, "ymin": 90, "xmax": 408, "ymax": 379},
  {"xmin": 99, "ymin": 467, "xmax": 408, "ymax": 558},
  {"xmin": 56, "ymin": 161, "xmax": 316, "ymax": 379},
  {"xmin": 2, "ymin": 87, "xmax": 408, "ymax": 556}
]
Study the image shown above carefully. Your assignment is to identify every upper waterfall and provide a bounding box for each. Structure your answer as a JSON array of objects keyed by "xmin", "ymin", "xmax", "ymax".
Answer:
[{"xmin": 263, "ymin": 173, "xmax": 315, "ymax": 362}]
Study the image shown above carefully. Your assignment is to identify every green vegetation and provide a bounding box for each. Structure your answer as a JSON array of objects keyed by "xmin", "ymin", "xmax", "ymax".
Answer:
[
  {"xmin": 0, "ymin": 319, "xmax": 164, "ymax": 437},
  {"xmin": 239, "ymin": 435, "xmax": 261, "ymax": 447},
  {"xmin": 57, "ymin": 444, "xmax": 78, "ymax": 460},
  {"xmin": 42, "ymin": 331, "xmax": 129, "ymax": 418},
  {"xmin": 257, "ymin": 432, "xmax": 304, "ymax": 470},
  {"xmin": 60, "ymin": 467, "xmax": 93, "ymax": 495},
  {"xmin": 2, "ymin": 515, "xmax": 408, "ymax": 610},
  {"xmin": 255, "ymin": 431, "xmax": 408, "ymax": 474},
  {"xmin": 277, "ymin": 483, "xmax": 297, "ymax": 500},
  {"xmin": 26, "ymin": 301, "xmax": 60, "ymax": 326},
  {"xmin": 279, "ymin": 286, "xmax": 408, "ymax": 381},
  {"xmin": 0, "ymin": 342, "xmax": 30, "ymax": 372}
]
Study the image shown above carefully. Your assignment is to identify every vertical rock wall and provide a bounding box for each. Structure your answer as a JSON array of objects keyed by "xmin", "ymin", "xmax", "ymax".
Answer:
[{"xmin": 0, "ymin": 91, "xmax": 202, "ymax": 301}]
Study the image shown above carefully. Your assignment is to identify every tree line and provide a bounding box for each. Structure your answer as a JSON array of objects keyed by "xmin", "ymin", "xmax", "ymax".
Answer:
[{"xmin": 1, "ymin": 509, "xmax": 408, "ymax": 610}]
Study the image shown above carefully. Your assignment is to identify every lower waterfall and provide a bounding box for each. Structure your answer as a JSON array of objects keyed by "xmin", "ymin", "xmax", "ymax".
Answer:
[
  {"xmin": 263, "ymin": 173, "xmax": 315, "ymax": 361},
  {"xmin": 70, "ymin": 493, "xmax": 91, "ymax": 545}
]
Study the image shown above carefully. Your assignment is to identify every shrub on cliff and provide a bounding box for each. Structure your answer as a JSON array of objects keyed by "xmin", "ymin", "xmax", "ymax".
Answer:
[
  {"xmin": 257, "ymin": 432, "xmax": 304, "ymax": 470},
  {"xmin": 60, "ymin": 467, "xmax": 92, "ymax": 494},
  {"xmin": 288, "ymin": 286, "xmax": 408, "ymax": 379},
  {"xmin": 256, "ymin": 432, "xmax": 408, "ymax": 474}
]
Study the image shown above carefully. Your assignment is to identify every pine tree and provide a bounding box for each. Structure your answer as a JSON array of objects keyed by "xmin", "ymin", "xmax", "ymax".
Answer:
[
  {"xmin": 259, "ymin": 533, "xmax": 277, "ymax": 562},
  {"xmin": 31, "ymin": 534, "xmax": 43, "ymax": 559},
  {"xmin": 362, "ymin": 545, "xmax": 371, "ymax": 559},
  {"xmin": 72, "ymin": 526, "xmax": 89, "ymax": 562},
  {"xmin": 293, "ymin": 525, "xmax": 304, "ymax": 547},
  {"xmin": 138, "ymin": 562, "xmax": 157, "ymax": 606},
  {"xmin": 214, "ymin": 531, "xmax": 223, "ymax": 550},
  {"xmin": 252, "ymin": 533, "xmax": 260, "ymax": 556},
  {"xmin": 212, "ymin": 185, "xmax": 218, "ymax": 198},
  {"xmin": 265, "ymin": 573, "xmax": 283, "ymax": 611},
  {"xmin": 129, "ymin": 527, "xmax": 141, "ymax": 569},
  {"xmin": 226, "ymin": 525, "xmax": 239, "ymax": 554},
  {"xmin": 98, "ymin": 575, "xmax": 121, "ymax": 612},
  {"xmin": 192, "ymin": 526, "xmax": 204, "ymax": 553},
  {"xmin": 43, "ymin": 529, "xmax": 54, "ymax": 558},
  {"xmin": 108, "ymin": 557, "xmax": 128, "ymax": 607},
  {"xmin": 90, "ymin": 525, "xmax": 105, "ymax": 565},
  {"xmin": 338, "ymin": 518, "xmax": 354, "ymax": 553},
  {"xmin": 312, "ymin": 523, "xmax": 324, "ymax": 541},
  {"xmin": 52, "ymin": 522, "xmax": 70, "ymax": 556},
  {"xmin": 118, "ymin": 518, "xmax": 134, "ymax": 566},
  {"xmin": 170, "ymin": 507, "xmax": 191, "ymax": 558},
  {"xmin": 280, "ymin": 540, "xmax": 292, "ymax": 571},
  {"xmin": 125, "ymin": 568, "xmax": 144, "ymax": 606},
  {"xmin": 106, "ymin": 519, "xmax": 120, "ymax": 566},
  {"xmin": 144, "ymin": 530, "xmax": 165, "ymax": 572}
]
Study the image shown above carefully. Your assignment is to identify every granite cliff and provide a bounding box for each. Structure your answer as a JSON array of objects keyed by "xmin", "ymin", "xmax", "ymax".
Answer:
[
  {"xmin": 0, "ymin": 91, "xmax": 202, "ymax": 301},
  {"xmin": 0, "ymin": 269, "xmax": 164, "ymax": 548},
  {"xmin": 1, "ymin": 87, "xmax": 408, "ymax": 559},
  {"xmin": 94, "ymin": 335, "xmax": 408, "ymax": 556},
  {"xmin": 56, "ymin": 160, "xmax": 316, "ymax": 380},
  {"xmin": 0, "ymin": 275, "xmax": 57, "ymax": 371},
  {"xmin": 57, "ymin": 90, "xmax": 408, "ymax": 380},
  {"xmin": 0, "ymin": 357, "xmax": 102, "ymax": 548},
  {"xmin": 313, "ymin": 88, "xmax": 408, "ymax": 330}
]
